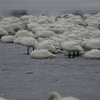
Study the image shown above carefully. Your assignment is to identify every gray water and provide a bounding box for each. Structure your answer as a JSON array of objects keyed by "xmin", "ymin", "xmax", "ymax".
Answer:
[{"xmin": 0, "ymin": 1, "xmax": 100, "ymax": 17}]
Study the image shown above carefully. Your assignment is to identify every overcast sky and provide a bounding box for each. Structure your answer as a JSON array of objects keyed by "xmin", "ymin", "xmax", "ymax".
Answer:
[
  {"xmin": 0, "ymin": 0, "xmax": 100, "ymax": 17},
  {"xmin": 0, "ymin": 0, "xmax": 100, "ymax": 11}
]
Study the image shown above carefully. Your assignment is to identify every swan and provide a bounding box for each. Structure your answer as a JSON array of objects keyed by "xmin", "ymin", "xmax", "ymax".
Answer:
[
  {"xmin": 0, "ymin": 97, "xmax": 7, "ymax": 100},
  {"xmin": 30, "ymin": 49, "xmax": 56, "ymax": 59},
  {"xmin": 1, "ymin": 35, "xmax": 15, "ymax": 43},
  {"xmin": 27, "ymin": 23, "xmax": 39, "ymax": 31},
  {"xmin": 32, "ymin": 26, "xmax": 49, "ymax": 34},
  {"xmin": 15, "ymin": 30, "xmax": 37, "ymax": 38},
  {"xmin": 94, "ymin": 12, "xmax": 100, "ymax": 17},
  {"xmin": 14, "ymin": 37, "xmax": 25, "ymax": 44},
  {"xmin": 8, "ymin": 16, "xmax": 21, "ymax": 23},
  {"xmin": 37, "ymin": 37, "xmax": 45, "ymax": 42},
  {"xmin": 36, "ymin": 31, "xmax": 55, "ymax": 38},
  {"xmin": 91, "ymin": 29, "xmax": 100, "ymax": 38},
  {"xmin": 21, "ymin": 20, "xmax": 28, "ymax": 28},
  {"xmin": 83, "ymin": 13, "xmax": 93, "ymax": 18},
  {"xmin": 1, "ymin": 18, "xmax": 13, "ymax": 23},
  {"xmin": 20, "ymin": 37, "xmax": 38, "ymax": 54},
  {"xmin": 0, "ymin": 21, "xmax": 10, "ymax": 25},
  {"xmin": 67, "ymin": 33, "xmax": 81, "ymax": 40},
  {"xmin": 20, "ymin": 15, "xmax": 35, "ymax": 21},
  {"xmin": 88, "ymin": 21, "xmax": 100, "ymax": 28},
  {"xmin": 49, "ymin": 21, "xmax": 66, "ymax": 34},
  {"xmin": 61, "ymin": 41, "xmax": 84, "ymax": 58},
  {"xmin": 13, "ymin": 22, "xmax": 26, "ymax": 30},
  {"xmin": 9, "ymin": 23, "xmax": 24, "ymax": 32},
  {"xmin": 38, "ymin": 14, "xmax": 48, "ymax": 19},
  {"xmin": 54, "ymin": 24, "xmax": 64, "ymax": 28},
  {"xmin": 50, "ymin": 27, "xmax": 66, "ymax": 34},
  {"xmin": 28, "ymin": 17, "xmax": 38, "ymax": 23},
  {"xmin": 82, "ymin": 37, "xmax": 100, "ymax": 50},
  {"xmin": 71, "ymin": 30, "xmax": 80, "ymax": 35},
  {"xmin": 71, "ymin": 18, "xmax": 86, "ymax": 26},
  {"xmin": 35, "ymin": 40, "xmax": 60, "ymax": 54},
  {"xmin": 0, "ymin": 28, "xmax": 8, "ymax": 38},
  {"xmin": 63, "ymin": 30, "xmax": 71, "ymax": 36},
  {"xmin": 65, "ymin": 24, "xmax": 75, "ymax": 32},
  {"xmin": 78, "ymin": 30, "xmax": 94, "ymax": 39},
  {"xmin": 84, "ymin": 49, "xmax": 100, "ymax": 59},
  {"xmin": 50, "ymin": 36, "xmax": 65, "ymax": 47},
  {"xmin": 2, "ymin": 16, "xmax": 20, "ymax": 23},
  {"xmin": 86, "ymin": 26, "xmax": 98, "ymax": 31},
  {"xmin": 45, "ymin": 92, "xmax": 79, "ymax": 100},
  {"xmin": 56, "ymin": 35, "xmax": 68, "ymax": 40},
  {"xmin": 47, "ymin": 17, "xmax": 55, "ymax": 23},
  {"xmin": 62, "ymin": 13, "xmax": 75, "ymax": 19},
  {"xmin": 67, "ymin": 39, "xmax": 83, "ymax": 47},
  {"xmin": 0, "ymin": 25, "xmax": 15, "ymax": 35},
  {"xmin": 37, "ymin": 18, "xmax": 48, "ymax": 24}
]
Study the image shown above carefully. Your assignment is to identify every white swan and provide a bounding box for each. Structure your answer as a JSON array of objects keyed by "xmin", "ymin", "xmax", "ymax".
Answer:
[
  {"xmin": 20, "ymin": 15, "xmax": 35, "ymax": 21},
  {"xmin": 0, "ymin": 28, "xmax": 8, "ymax": 38},
  {"xmin": 32, "ymin": 26, "xmax": 49, "ymax": 34},
  {"xmin": 84, "ymin": 49, "xmax": 100, "ymax": 59},
  {"xmin": 0, "ymin": 97, "xmax": 7, "ymax": 100},
  {"xmin": 88, "ymin": 21, "xmax": 100, "ymax": 28},
  {"xmin": 1, "ymin": 35, "xmax": 15, "ymax": 43},
  {"xmin": 27, "ymin": 23, "xmax": 39, "ymax": 31},
  {"xmin": 14, "ymin": 37, "xmax": 24, "ymax": 44},
  {"xmin": 38, "ymin": 14, "xmax": 48, "ymax": 19},
  {"xmin": 50, "ymin": 36, "xmax": 65, "ymax": 47},
  {"xmin": 1, "ymin": 18, "xmax": 13, "ymax": 23},
  {"xmin": 83, "ymin": 13, "xmax": 93, "ymax": 18},
  {"xmin": 37, "ymin": 19, "xmax": 48, "ymax": 24},
  {"xmin": 0, "ymin": 25, "xmax": 15, "ymax": 35},
  {"xmin": 36, "ymin": 31, "xmax": 55, "ymax": 38},
  {"xmin": 61, "ymin": 41, "xmax": 84, "ymax": 58},
  {"xmin": 15, "ymin": 30, "xmax": 37, "ymax": 38},
  {"xmin": 91, "ymin": 29, "xmax": 100, "ymax": 38},
  {"xmin": 9, "ymin": 23, "xmax": 24, "ymax": 32},
  {"xmin": 82, "ymin": 37, "xmax": 100, "ymax": 50},
  {"xmin": 35, "ymin": 40, "xmax": 60, "ymax": 54},
  {"xmin": 50, "ymin": 28, "xmax": 66, "ymax": 34},
  {"xmin": 71, "ymin": 18, "xmax": 86, "ymax": 26},
  {"xmin": 30, "ymin": 49, "xmax": 56, "ymax": 59},
  {"xmin": 2, "ymin": 16, "xmax": 20, "ymax": 23},
  {"xmin": 28, "ymin": 17, "xmax": 38, "ymax": 23},
  {"xmin": 20, "ymin": 37, "xmax": 38, "ymax": 54},
  {"xmin": 78, "ymin": 30, "xmax": 94, "ymax": 39},
  {"xmin": 45, "ymin": 92, "xmax": 79, "ymax": 100}
]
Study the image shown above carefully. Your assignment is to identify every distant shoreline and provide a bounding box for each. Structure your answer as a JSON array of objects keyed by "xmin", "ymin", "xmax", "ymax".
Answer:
[{"xmin": 0, "ymin": 9, "xmax": 100, "ymax": 17}]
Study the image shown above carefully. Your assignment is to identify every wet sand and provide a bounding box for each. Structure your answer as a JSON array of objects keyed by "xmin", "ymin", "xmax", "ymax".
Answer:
[{"xmin": 0, "ymin": 42, "xmax": 100, "ymax": 100}]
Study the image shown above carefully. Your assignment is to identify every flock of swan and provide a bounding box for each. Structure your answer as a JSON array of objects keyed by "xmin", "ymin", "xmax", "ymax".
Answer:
[
  {"xmin": 0, "ymin": 92, "xmax": 79, "ymax": 100},
  {"xmin": 1, "ymin": 12, "xmax": 100, "ymax": 59}
]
